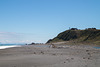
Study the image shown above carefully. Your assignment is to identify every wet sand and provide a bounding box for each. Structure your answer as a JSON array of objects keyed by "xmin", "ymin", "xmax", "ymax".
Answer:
[{"xmin": 0, "ymin": 45, "xmax": 100, "ymax": 67}]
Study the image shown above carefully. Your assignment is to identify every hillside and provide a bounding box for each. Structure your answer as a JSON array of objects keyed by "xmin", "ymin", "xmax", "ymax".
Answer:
[{"xmin": 47, "ymin": 28, "xmax": 100, "ymax": 45}]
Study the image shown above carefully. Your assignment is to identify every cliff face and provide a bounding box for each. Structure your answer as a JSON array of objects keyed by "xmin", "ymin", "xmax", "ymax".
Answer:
[{"xmin": 47, "ymin": 28, "xmax": 100, "ymax": 45}]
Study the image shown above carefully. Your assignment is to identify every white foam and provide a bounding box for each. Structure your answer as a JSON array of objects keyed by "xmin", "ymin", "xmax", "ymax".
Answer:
[{"xmin": 0, "ymin": 45, "xmax": 20, "ymax": 49}]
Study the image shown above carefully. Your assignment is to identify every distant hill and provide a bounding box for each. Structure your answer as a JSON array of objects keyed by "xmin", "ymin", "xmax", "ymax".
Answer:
[{"xmin": 47, "ymin": 28, "xmax": 100, "ymax": 45}]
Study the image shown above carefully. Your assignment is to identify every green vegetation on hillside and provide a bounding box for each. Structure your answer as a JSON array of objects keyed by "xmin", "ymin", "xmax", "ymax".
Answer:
[{"xmin": 47, "ymin": 28, "xmax": 100, "ymax": 45}]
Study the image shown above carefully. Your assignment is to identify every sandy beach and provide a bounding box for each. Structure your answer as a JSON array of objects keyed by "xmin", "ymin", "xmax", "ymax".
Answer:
[{"xmin": 0, "ymin": 45, "xmax": 100, "ymax": 67}]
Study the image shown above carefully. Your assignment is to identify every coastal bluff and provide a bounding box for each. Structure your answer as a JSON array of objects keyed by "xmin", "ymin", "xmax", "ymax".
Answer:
[{"xmin": 47, "ymin": 28, "xmax": 100, "ymax": 45}]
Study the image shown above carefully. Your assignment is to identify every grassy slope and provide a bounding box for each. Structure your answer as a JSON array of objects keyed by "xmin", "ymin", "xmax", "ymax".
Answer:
[{"xmin": 47, "ymin": 29, "xmax": 100, "ymax": 45}]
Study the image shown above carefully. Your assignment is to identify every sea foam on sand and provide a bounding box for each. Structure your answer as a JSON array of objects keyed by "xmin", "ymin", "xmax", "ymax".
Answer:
[{"xmin": 0, "ymin": 45, "xmax": 20, "ymax": 49}]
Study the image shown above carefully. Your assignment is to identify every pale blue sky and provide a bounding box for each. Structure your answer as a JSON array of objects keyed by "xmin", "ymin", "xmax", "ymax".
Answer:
[{"xmin": 0, "ymin": 0, "xmax": 100, "ymax": 43}]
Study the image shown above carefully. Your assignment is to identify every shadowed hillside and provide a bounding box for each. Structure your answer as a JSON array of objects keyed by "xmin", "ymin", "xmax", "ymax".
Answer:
[{"xmin": 47, "ymin": 28, "xmax": 100, "ymax": 45}]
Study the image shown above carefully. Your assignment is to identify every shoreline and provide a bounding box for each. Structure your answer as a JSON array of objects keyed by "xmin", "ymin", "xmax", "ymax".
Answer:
[{"xmin": 0, "ymin": 45, "xmax": 21, "ymax": 49}]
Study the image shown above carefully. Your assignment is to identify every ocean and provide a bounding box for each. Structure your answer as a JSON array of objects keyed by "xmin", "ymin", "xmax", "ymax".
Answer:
[
  {"xmin": 0, "ymin": 44, "xmax": 25, "ymax": 46},
  {"xmin": 0, "ymin": 44, "xmax": 25, "ymax": 49}
]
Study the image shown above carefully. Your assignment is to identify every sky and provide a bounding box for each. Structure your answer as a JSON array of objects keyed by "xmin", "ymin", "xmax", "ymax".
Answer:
[{"xmin": 0, "ymin": 0, "xmax": 100, "ymax": 44}]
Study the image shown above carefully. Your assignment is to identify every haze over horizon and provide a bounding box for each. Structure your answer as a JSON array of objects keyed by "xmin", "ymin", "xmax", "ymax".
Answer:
[{"xmin": 0, "ymin": 0, "xmax": 100, "ymax": 44}]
